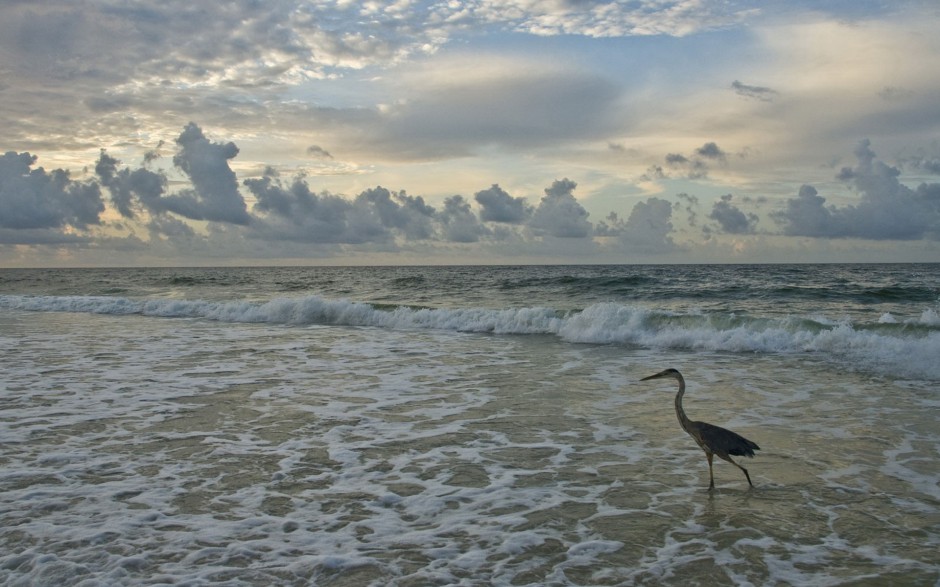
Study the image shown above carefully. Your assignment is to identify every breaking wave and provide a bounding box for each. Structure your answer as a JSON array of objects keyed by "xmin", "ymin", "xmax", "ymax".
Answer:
[{"xmin": 3, "ymin": 294, "xmax": 939, "ymax": 380}]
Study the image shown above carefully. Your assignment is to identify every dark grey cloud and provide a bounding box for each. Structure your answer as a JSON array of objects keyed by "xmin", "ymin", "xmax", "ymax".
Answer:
[
  {"xmin": 665, "ymin": 150, "xmax": 707, "ymax": 179},
  {"xmin": 474, "ymin": 184, "xmax": 533, "ymax": 224},
  {"xmin": 903, "ymin": 156, "xmax": 940, "ymax": 175},
  {"xmin": 95, "ymin": 151, "xmax": 168, "ymax": 218},
  {"xmin": 771, "ymin": 185, "xmax": 839, "ymax": 238},
  {"xmin": 0, "ymin": 151, "xmax": 103, "ymax": 232},
  {"xmin": 659, "ymin": 142, "xmax": 734, "ymax": 180},
  {"xmin": 438, "ymin": 195, "xmax": 489, "ymax": 243},
  {"xmin": 355, "ymin": 187, "xmax": 436, "ymax": 241},
  {"xmin": 676, "ymin": 192, "xmax": 700, "ymax": 227},
  {"xmin": 709, "ymin": 194, "xmax": 758, "ymax": 234},
  {"xmin": 731, "ymin": 80, "xmax": 778, "ymax": 102},
  {"xmin": 306, "ymin": 145, "xmax": 333, "ymax": 159},
  {"xmin": 596, "ymin": 197, "xmax": 676, "ymax": 253},
  {"xmin": 244, "ymin": 174, "xmax": 390, "ymax": 244},
  {"xmin": 244, "ymin": 175, "xmax": 439, "ymax": 245},
  {"xmin": 640, "ymin": 165, "xmax": 666, "ymax": 182},
  {"xmin": 171, "ymin": 122, "xmax": 251, "ymax": 225},
  {"xmin": 696, "ymin": 142, "xmax": 727, "ymax": 161},
  {"xmin": 529, "ymin": 179, "xmax": 592, "ymax": 238},
  {"xmin": 772, "ymin": 140, "xmax": 940, "ymax": 240}
]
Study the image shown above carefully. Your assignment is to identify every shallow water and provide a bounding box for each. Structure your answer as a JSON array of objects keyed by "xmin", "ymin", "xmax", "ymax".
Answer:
[{"xmin": 2, "ymin": 300, "xmax": 938, "ymax": 585}]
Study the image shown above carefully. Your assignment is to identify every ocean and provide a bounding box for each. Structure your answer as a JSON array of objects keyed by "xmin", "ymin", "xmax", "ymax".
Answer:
[{"xmin": 1, "ymin": 264, "xmax": 938, "ymax": 585}]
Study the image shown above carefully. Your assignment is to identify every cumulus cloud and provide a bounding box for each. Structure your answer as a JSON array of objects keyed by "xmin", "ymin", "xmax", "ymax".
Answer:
[
  {"xmin": 529, "ymin": 179, "xmax": 592, "ymax": 238},
  {"xmin": 772, "ymin": 140, "xmax": 940, "ymax": 240},
  {"xmin": 245, "ymin": 174, "xmax": 390, "ymax": 244},
  {"xmin": 709, "ymin": 194, "xmax": 758, "ymax": 234},
  {"xmin": 170, "ymin": 122, "xmax": 251, "ymax": 225},
  {"xmin": 439, "ymin": 195, "xmax": 489, "ymax": 243},
  {"xmin": 597, "ymin": 197, "xmax": 677, "ymax": 253},
  {"xmin": 356, "ymin": 187, "xmax": 436, "ymax": 241},
  {"xmin": 474, "ymin": 184, "xmax": 533, "ymax": 224},
  {"xmin": 0, "ymin": 151, "xmax": 103, "ymax": 232},
  {"xmin": 98, "ymin": 124, "xmax": 252, "ymax": 230},
  {"xmin": 95, "ymin": 152, "xmax": 168, "ymax": 219},
  {"xmin": 8, "ymin": 121, "xmax": 940, "ymax": 264}
]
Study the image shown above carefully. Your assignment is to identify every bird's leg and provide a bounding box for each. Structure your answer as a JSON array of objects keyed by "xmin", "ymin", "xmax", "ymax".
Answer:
[
  {"xmin": 741, "ymin": 466, "xmax": 753, "ymax": 488},
  {"xmin": 726, "ymin": 456, "xmax": 754, "ymax": 488},
  {"xmin": 706, "ymin": 452, "xmax": 715, "ymax": 490}
]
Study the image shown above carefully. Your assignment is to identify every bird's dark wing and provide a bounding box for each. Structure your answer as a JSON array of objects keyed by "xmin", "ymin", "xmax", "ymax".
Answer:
[{"xmin": 695, "ymin": 421, "xmax": 760, "ymax": 457}]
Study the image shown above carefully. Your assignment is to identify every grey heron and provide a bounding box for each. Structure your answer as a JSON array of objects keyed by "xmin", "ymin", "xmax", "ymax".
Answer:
[{"xmin": 641, "ymin": 368, "xmax": 760, "ymax": 489}]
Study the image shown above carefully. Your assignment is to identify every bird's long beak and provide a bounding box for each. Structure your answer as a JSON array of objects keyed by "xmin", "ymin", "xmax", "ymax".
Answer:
[{"xmin": 640, "ymin": 370, "xmax": 669, "ymax": 381}]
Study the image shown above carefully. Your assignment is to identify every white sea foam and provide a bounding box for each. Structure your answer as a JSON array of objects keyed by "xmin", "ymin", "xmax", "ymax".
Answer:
[
  {"xmin": 1, "ymin": 306, "xmax": 938, "ymax": 585},
  {"xmin": 3, "ymin": 293, "xmax": 939, "ymax": 380}
]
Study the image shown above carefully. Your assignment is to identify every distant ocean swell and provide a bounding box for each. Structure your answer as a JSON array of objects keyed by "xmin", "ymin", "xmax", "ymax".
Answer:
[{"xmin": 2, "ymin": 294, "xmax": 938, "ymax": 380}]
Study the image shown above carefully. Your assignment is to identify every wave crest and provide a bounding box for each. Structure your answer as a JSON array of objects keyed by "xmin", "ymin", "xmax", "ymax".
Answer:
[{"xmin": 2, "ymin": 294, "xmax": 938, "ymax": 380}]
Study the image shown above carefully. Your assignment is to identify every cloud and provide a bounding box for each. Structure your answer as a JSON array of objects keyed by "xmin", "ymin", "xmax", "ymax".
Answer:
[
  {"xmin": 731, "ymin": 80, "xmax": 778, "ymax": 102},
  {"xmin": 356, "ymin": 187, "xmax": 436, "ymax": 241},
  {"xmin": 654, "ymin": 142, "xmax": 738, "ymax": 181},
  {"xmin": 529, "ymin": 179, "xmax": 592, "ymax": 238},
  {"xmin": 597, "ymin": 197, "xmax": 677, "ymax": 253},
  {"xmin": 902, "ymin": 153, "xmax": 940, "ymax": 175},
  {"xmin": 438, "ymin": 195, "xmax": 489, "ymax": 243},
  {"xmin": 368, "ymin": 55, "xmax": 623, "ymax": 159},
  {"xmin": 306, "ymin": 145, "xmax": 334, "ymax": 160},
  {"xmin": 772, "ymin": 140, "xmax": 940, "ymax": 240},
  {"xmin": 244, "ymin": 174, "xmax": 391, "ymax": 244},
  {"xmin": 474, "ymin": 184, "xmax": 532, "ymax": 223},
  {"xmin": 664, "ymin": 151, "xmax": 707, "ymax": 179},
  {"xmin": 709, "ymin": 194, "xmax": 758, "ymax": 234},
  {"xmin": 0, "ymin": 151, "xmax": 103, "ymax": 232},
  {"xmin": 7, "ymin": 121, "xmax": 940, "ymax": 265},
  {"xmin": 696, "ymin": 142, "xmax": 727, "ymax": 161},
  {"xmin": 95, "ymin": 151, "xmax": 168, "ymax": 219},
  {"xmin": 466, "ymin": 0, "xmax": 755, "ymax": 37},
  {"xmin": 170, "ymin": 122, "xmax": 251, "ymax": 225},
  {"xmin": 676, "ymin": 192, "xmax": 700, "ymax": 227}
]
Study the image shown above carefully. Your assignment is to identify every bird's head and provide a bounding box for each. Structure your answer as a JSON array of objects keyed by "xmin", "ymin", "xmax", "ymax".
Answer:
[{"xmin": 640, "ymin": 368, "xmax": 682, "ymax": 382}]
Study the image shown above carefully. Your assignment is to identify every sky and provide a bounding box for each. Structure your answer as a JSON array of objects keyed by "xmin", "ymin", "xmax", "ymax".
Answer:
[{"xmin": 1, "ymin": 0, "xmax": 940, "ymax": 266}]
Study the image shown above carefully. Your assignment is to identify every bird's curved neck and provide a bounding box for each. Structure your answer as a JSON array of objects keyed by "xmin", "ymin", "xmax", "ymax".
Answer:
[{"xmin": 673, "ymin": 374, "xmax": 693, "ymax": 431}]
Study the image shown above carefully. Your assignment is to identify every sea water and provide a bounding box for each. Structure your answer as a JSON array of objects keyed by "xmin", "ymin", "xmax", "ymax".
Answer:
[{"xmin": 0, "ymin": 264, "xmax": 938, "ymax": 585}]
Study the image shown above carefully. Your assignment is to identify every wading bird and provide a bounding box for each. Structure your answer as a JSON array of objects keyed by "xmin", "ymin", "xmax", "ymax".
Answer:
[{"xmin": 641, "ymin": 368, "xmax": 760, "ymax": 489}]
